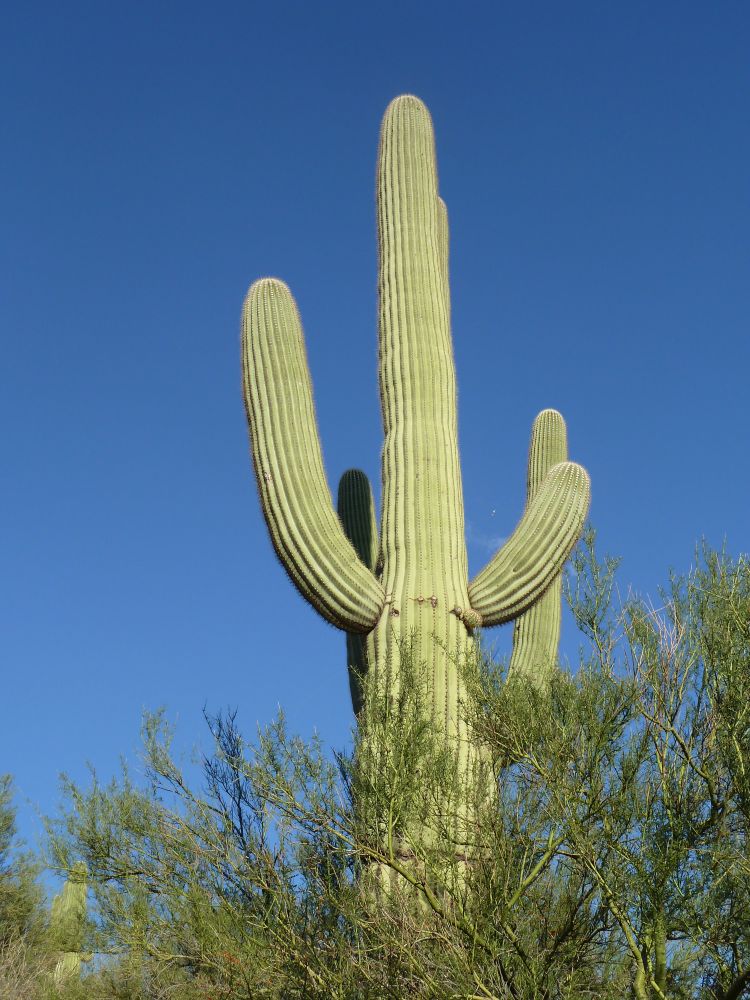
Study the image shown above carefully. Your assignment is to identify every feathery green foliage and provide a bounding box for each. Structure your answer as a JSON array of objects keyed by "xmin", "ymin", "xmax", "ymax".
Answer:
[
  {"xmin": 0, "ymin": 781, "xmax": 93, "ymax": 999},
  {"xmin": 36, "ymin": 535, "xmax": 750, "ymax": 997},
  {"xmin": 0, "ymin": 777, "xmax": 43, "ymax": 950}
]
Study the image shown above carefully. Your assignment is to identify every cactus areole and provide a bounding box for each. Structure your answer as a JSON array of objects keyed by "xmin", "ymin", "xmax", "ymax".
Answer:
[{"xmin": 242, "ymin": 96, "xmax": 590, "ymax": 854}]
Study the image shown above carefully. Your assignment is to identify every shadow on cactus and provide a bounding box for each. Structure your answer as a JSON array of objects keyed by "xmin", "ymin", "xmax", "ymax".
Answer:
[{"xmin": 241, "ymin": 95, "xmax": 590, "ymax": 866}]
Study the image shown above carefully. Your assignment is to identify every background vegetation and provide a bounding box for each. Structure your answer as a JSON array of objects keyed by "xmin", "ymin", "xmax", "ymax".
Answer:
[{"xmin": 3, "ymin": 533, "xmax": 748, "ymax": 998}]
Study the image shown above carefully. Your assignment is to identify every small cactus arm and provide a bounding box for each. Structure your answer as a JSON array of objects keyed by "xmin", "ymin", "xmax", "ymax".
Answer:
[
  {"xmin": 49, "ymin": 864, "xmax": 88, "ymax": 984},
  {"xmin": 241, "ymin": 95, "xmax": 590, "ymax": 845},
  {"xmin": 507, "ymin": 409, "xmax": 570, "ymax": 684}
]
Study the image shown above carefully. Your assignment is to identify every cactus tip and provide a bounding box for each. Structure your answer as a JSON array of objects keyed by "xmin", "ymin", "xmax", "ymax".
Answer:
[{"xmin": 382, "ymin": 94, "xmax": 434, "ymax": 132}]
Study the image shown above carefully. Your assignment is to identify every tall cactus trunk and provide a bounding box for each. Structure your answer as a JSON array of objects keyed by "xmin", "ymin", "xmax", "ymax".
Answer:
[
  {"xmin": 241, "ymin": 95, "xmax": 590, "ymax": 887},
  {"xmin": 370, "ymin": 99, "xmax": 479, "ymax": 856}
]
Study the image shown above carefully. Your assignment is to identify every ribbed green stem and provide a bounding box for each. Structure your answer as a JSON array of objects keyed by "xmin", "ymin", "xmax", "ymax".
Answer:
[
  {"xmin": 509, "ymin": 409, "xmax": 568, "ymax": 685},
  {"xmin": 337, "ymin": 469, "xmax": 378, "ymax": 714},
  {"xmin": 50, "ymin": 866, "xmax": 87, "ymax": 984},
  {"xmin": 377, "ymin": 97, "xmax": 469, "ymax": 609},
  {"xmin": 374, "ymin": 96, "xmax": 474, "ymax": 789},
  {"xmin": 242, "ymin": 280, "xmax": 385, "ymax": 632},
  {"xmin": 363, "ymin": 98, "xmax": 490, "ymax": 867}
]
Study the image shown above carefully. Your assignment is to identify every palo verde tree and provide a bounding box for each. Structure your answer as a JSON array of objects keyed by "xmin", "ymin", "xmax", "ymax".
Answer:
[
  {"xmin": 240, "ymin": 96, "xmax": 590, "ymax": 863},
  {"xmin": 45, "ymin": 535, "xmax": 750, "ymax": 999}
]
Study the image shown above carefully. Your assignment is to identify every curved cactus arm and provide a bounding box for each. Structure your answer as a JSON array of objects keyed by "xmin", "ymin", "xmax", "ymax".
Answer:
[
  {"xmin": 508, "ymin": 410, "xmax": 569, "ymax": 683},
  {"xmin": 337, "ymin": 469, "xmax": 379, "ymax": 713},
  {"xmin": 468, "ymin": 460, "xmax": 590, "ymax": 627},
  {"xmin": 242, "ymin": 279, "xmax": 385, "ymax": 632}
]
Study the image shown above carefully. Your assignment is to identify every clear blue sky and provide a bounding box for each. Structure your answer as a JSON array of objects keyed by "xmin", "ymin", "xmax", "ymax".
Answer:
[{"xmin": 2, "ymin": 2, "xmax": 748, "ymax": 854}]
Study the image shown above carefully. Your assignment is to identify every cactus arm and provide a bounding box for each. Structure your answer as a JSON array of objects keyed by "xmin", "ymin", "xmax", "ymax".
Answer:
[
  {"xmin": 508, "ymin": 410, "xmax": 569, "ymax": 683},
  {"xmin": 468, "ymin": 460, "xmax": 590, "ymax": 627},
  {"xmin": 337, "ymin": 469, "xmax": 379, "ymax": 713},
  {"xmin": 242, "ymin": 279, "xmax": 385, "ymax": 632},
  {"xmin": 337, "ymin": 469, "xmax": 379, "ymax": 572}
]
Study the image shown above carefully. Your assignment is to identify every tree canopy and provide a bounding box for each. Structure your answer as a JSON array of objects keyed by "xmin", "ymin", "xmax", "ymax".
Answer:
[{"xmin": 3, "ymin": 533, "xmax": 749, "ymax": 998}]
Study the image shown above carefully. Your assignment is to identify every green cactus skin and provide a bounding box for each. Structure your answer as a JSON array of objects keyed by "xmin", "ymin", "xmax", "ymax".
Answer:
[
  {"xmin": 242, "ymin": 95, "xmax": 590, "ymax": 852},
  {"xmin": 508, "ymin": 409, "xmax": 569, "ymax": 685},
  {"xmin": 50, "ymin": 865, "xmax": 87, "ymax": 984}
]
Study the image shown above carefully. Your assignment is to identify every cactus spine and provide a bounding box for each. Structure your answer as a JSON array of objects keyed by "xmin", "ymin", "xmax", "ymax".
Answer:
[{"xmin": 242, "ymin": 96, "xmax": 590, "ymax": 855}]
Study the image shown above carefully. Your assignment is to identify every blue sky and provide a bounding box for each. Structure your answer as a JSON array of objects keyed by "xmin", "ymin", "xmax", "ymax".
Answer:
[{"xmin": 2, "ymin": 3, "xmax": 748, "ymax": 855}]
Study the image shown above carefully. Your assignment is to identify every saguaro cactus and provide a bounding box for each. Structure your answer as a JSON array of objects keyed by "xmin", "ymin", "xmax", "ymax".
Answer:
[
  {"xmin": 242, "ymin": 96, "xmax": 589, "ymax": 855},
  {"xmin": 49, "ymin": 864, "xmax": 87, "ymax": 984}
]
